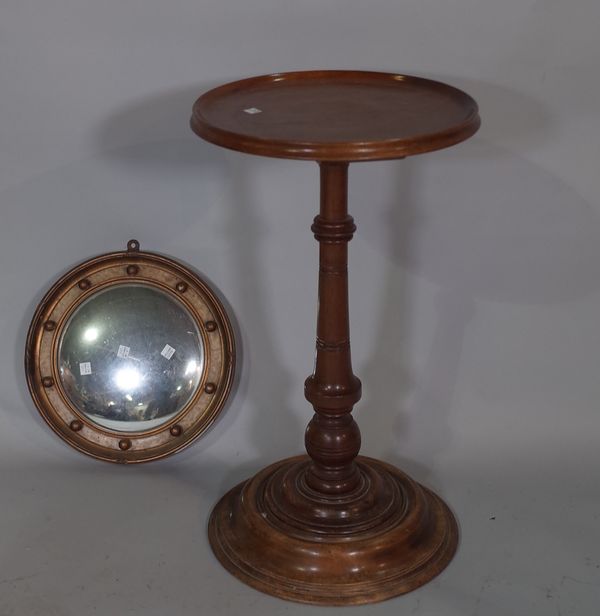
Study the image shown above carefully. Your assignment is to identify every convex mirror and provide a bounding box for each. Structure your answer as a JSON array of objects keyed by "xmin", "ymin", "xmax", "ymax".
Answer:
[{"xmin": 26, "ymin": 240, "xmax": 235, "ymax": 463}]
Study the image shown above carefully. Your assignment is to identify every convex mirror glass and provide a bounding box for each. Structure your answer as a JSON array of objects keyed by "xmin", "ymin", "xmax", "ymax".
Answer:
[{"xmin": 59, "ymin": 285, "xmax": 204, "ymax": 433}]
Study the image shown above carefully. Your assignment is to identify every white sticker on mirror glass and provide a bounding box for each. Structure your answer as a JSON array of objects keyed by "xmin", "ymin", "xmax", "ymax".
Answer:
[
  {"xmin": 161, "ymin": 344, "xmax": 176, "ymax": 360},
  {"xmin": 117, "ymin": 345, "xmax": 130, "ymax": 359},
  {"xmin": 79, "ymin": 362, "xmax": 92, "ymax": 375}
]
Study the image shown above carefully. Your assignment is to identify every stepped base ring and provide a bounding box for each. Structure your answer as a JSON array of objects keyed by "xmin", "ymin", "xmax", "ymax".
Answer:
[{"xmin": 208, "ymin": 455, "xmax": 458, "ymax": 605}]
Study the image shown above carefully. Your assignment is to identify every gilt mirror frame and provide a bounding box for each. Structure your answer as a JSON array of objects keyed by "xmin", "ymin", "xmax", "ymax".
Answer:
[{"xmin": 25, "ymin": 239, "xmax": 235, "ymax": 463}]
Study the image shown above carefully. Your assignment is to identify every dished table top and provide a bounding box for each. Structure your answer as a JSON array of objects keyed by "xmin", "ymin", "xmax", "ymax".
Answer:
[{"xmin": 191, "ymin": 70, "xmax": 480, "ymax": 162}]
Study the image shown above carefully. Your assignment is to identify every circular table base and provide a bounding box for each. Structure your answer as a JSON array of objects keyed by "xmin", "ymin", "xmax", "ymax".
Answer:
[{"xmin": 209, "ymin": 455, "xmax": 458, "ymax": 605}]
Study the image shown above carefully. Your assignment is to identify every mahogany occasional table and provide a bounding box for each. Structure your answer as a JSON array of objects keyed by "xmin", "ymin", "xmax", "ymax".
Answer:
[{"xmin": 190, "ymin": 70, "xmax": 480, "ymax": 605}]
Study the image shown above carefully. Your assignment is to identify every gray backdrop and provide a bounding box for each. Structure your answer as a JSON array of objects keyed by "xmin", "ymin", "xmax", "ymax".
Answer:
[{"xmin": 1, "ymin": 1, "xmax": 599, "ymax": 614}]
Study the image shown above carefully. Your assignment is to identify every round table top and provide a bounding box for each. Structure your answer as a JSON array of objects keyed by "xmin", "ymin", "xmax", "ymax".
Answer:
[{"xmin": 191, "ymin": 70, "xmax": 480, "ymax": 162}]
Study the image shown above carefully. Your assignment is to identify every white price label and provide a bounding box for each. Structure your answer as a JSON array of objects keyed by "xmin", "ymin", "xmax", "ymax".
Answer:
[
  {"xmin": 161, "ymin": 344, "xmax": 176, "ymax": 360},
  {"xmin": 79, "ymin": 362, "xmax": 92, "ymax": 375},
  {"xmin": 117, "ymin": 345, "xmax": 130, "ymax": 359}
]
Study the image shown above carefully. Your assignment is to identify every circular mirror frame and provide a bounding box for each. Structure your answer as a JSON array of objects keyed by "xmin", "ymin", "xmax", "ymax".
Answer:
[{"xmin": 25, "ymin": 240, "xmax": 235, "ymax": 463}]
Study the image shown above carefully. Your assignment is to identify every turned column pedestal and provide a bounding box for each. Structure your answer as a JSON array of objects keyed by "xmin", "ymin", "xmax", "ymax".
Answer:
[{"xmin": 191, "ymin": 70, "xmax": 480, "ymax": 605}]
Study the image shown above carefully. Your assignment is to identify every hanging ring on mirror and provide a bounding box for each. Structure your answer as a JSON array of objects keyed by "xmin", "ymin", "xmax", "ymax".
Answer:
[{"xmin": 25, "ymin": 240, "xmax": 235, "ymax": 463}]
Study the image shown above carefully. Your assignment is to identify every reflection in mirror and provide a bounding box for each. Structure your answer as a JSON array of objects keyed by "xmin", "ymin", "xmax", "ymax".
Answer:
[{"xmin": 58, "ymin": 285, "xmax": 204, "ymax": 432}]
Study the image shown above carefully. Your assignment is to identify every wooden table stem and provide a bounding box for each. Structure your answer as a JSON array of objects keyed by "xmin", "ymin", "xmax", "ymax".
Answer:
[{"xmin": 305, "ymin": 162, "xmax": 362, "ymax": 495}]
